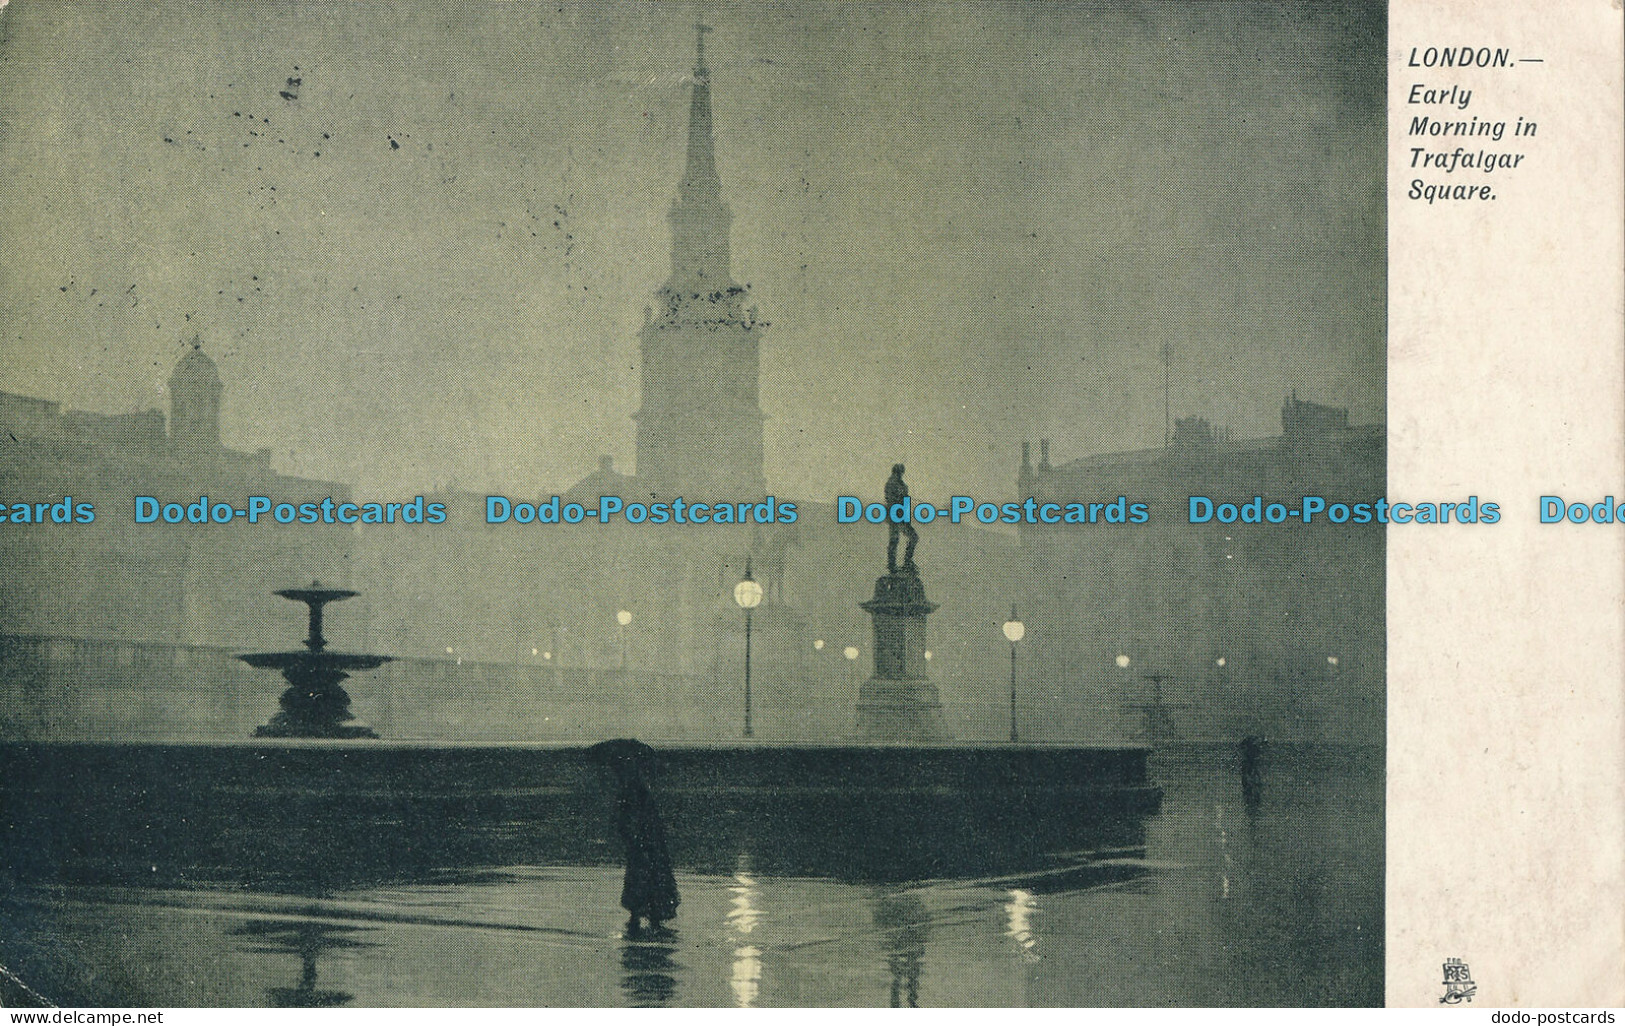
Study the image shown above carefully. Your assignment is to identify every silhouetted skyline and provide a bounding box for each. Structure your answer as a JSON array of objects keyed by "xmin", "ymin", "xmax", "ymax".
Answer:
[{"xmin": 0, "ymin": 1, "xmax": 1383, "ymax": 503}]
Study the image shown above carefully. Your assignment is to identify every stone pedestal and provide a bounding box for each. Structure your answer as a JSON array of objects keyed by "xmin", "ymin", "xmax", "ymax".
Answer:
[{"xmin": 855, "ymin": 568, "xmax": 943, "ymax": 741}]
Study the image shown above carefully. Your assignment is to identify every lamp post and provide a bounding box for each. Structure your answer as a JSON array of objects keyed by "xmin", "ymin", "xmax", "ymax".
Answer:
[
  {"xmin": 733, "ymin": 558, "xmax": 763, "ymax": 738},
  {"xmin": 616, "ymin": 609, "xmax": 632, "ymax": 671},
  {"xmin": 1002, "ymin": 605, "xmax": 1025, "ymax": 742}
]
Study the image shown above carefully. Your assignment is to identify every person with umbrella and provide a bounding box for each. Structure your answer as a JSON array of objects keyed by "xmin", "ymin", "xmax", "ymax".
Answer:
[{"xmin": 589, "ymin": 739, "xmax": 680, "ymax": 935}]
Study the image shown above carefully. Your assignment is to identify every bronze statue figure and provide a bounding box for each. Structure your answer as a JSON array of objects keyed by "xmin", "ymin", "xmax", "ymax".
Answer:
[{"xmin": 885, "ymin": 463, "xmax": 918, "ymax": 574}]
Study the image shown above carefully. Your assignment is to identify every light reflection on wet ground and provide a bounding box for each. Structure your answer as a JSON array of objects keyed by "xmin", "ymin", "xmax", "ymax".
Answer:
[{"xmin": 0, "ymin": 745, "xmax": 1381, "ymax": 1006}]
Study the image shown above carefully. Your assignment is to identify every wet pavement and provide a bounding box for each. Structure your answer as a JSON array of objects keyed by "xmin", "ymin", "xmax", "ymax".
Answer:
[{"xmin": 0, "ymin": 744, "xmax": 1381, "ymax": 1006}]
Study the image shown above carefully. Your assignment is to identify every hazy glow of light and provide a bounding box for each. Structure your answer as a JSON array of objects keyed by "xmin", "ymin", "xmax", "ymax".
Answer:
[
  {"xmin": 733, "ymin": 578, "xmax": 763, "ymax": 610},
  {"xmin": 814, "ymin": 639, "xmax": 825, "ymax": 650},
  {"xmin": 542, "ymin": 651, "xmax": 552, "ymax": 660},
  {"xmin": 1005, "ymin": 888, "xmax": 1039, "ymax": 961},
  {"xmin": 843, "ymin": 646, "xmax": 859, "ymax": 661},
  {"xmin": 1115, "ymin": 654, "xmax": 1130, "ymax": 668},
  {"xmin": 731, "ymin": 946, "xmax": 762, "ymax": 1008},
  {"xmin": 1216, "ymin": 657, "xmax": 1226, "ymax": 667},
  {"xmin": 531, "ymin": 647, "xmax": 538, "ymax": 656},
  {"xmin": 445, "ymin": 646, "xmax": 454, "ymax": 654},
  {"xmin": 616, "ymin": 609, "xmax": 632, "ymax": 627},
  {"xmin": 1327, "ymin": 655, "xmax": 1339, "ymax": 666},
  {"xmin": 728, "ymin": 870, "xmax": 764, "ymax": 1007},
  {"xmin": 923, "ymin": 650, "xmax": 932, "ymax": 661}
]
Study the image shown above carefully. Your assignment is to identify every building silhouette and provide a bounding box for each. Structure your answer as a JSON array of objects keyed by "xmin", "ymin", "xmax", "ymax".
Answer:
[
  {"xmin": 168, "ymin": 338, "xmax": 224, "ymax": 461},
  {"xmin": 631, "ymin": 25, "xmax": 767, "ymax": 500},
  {"xmin": 1015, "ymin": 395, "xmax": 1385, "ymax": 742}
]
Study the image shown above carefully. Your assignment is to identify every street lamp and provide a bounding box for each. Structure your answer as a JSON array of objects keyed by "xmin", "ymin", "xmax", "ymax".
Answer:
[
  {"xmin": 733, "ymin": 558, "xmax": 763, "ymax": 738},
  {"xmin": 616, "ymin": 609, "xmax": 632, "ymax": 671},
  {"xmin": 1002, "ymin": 605, "xmax": 1025, "ymax": 743}
]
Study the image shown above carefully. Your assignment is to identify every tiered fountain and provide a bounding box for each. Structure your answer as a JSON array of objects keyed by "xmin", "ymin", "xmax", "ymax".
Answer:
[{"xmin": 240, "ymin": 583, "xmax": 391, "ymax": 739}]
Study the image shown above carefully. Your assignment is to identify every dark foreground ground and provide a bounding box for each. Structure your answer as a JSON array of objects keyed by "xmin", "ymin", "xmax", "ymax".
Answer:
[{"xmin": 0, "ymin": 741, "xmax": 1381, "ymax": 1006}]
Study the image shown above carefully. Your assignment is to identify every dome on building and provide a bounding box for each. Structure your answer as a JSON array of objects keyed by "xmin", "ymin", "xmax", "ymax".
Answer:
[
  {"xmin": 169, "ymin": 337, "xmax": 223, "ymax": 454},
  {"xmin": 169, "ymin": 339, "xmax": 222, "ymax": 392}
]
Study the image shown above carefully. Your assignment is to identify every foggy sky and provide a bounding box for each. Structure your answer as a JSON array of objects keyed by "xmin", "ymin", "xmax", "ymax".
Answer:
[{"xmin": 0, "ymin": 0, "xmax": 1384, "ymax": 502}]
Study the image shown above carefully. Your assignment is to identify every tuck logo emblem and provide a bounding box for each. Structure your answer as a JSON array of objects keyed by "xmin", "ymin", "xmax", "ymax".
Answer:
[{"xmin": 1440, "ymin": 957, "xmax": 1476, "ymax": 1004}]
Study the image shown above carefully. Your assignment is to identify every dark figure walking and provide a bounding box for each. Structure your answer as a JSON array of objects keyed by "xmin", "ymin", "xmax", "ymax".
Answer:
[
  {"xmin": 590, "ymin": 739, "xmax": 679, "ymax": 935},
  {"xmin": 885, "ymin": 463, "xmax": 918, "ymax": 574}
]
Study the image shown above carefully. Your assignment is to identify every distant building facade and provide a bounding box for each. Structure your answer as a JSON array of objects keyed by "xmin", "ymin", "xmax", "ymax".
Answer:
[
  {"xmin": 0, "ymin": 341, "xmax": 353, "ymax": 650},
  {"xmin": 1014, "ymin": 395, "xmax": 1385, "ymax": 743}
]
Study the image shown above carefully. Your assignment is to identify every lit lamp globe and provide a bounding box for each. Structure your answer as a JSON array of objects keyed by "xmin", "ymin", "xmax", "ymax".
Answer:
[
  {"xmin": 734, "ymin": 568, "xmax": 763, "ymax": 738},
  {"xmin": 616, "ymin": 610, "xmax": 633, "ymax": 627},
  {"xmin": 733, "ymin": 577, "xmax": 763, "ymax": 611},
  {"xmin": 1002, "ymin": 608, "xmax": 1025, "ymax": 743},
  {"xmin": 843, "ymin": 646, "xmax": 859, "ymax": 661}
]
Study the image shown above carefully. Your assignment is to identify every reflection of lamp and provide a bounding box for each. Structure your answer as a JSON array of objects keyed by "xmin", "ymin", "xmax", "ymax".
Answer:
[
  {"xmin": 616, "ymin": 609, "xmax": 632, "ymax": 671},
  {"xmin": 1002, "ymin": 605, "xmax": 1025, "ymax": 743},
  {"xmin": 733, "ymin": 558, "xmax": 763, "ymax": 738},
  {"xmin": 727, "ymin": 863, "xmax": 763, "ymax": 1007},
  {"xmin": 1005, "ymin": 888, "xmax": 1040, "ymax": 962}
]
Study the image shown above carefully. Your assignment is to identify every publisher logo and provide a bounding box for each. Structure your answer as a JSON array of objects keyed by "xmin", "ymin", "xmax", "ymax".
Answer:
[{"xmin": 1440, "ymin": 957, "xmax": 1476, "ymax": 1005}]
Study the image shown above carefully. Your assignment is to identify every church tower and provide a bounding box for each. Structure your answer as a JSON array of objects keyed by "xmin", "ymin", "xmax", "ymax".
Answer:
[
  {"xmin": 633, "ymin": 25, "xmax": 767, "ymax": 499},
  {"xmin": 168, "ymin": 336, "xmax": 222, "ymax": 458}
]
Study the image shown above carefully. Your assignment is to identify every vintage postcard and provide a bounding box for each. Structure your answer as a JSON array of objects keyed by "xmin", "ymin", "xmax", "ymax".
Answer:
[{"xmin": 0, "ymin": 0, "xmax": 1617, "ymax": 1011}]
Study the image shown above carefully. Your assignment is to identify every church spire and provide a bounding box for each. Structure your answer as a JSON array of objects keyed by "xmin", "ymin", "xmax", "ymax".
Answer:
[
  {"xmin": 668, "ymin": 22, "xmax": 732, "ymax": 286},
  {"xmin": 633, "ymin": 24, "xmax": 765, "ymax": 500}
]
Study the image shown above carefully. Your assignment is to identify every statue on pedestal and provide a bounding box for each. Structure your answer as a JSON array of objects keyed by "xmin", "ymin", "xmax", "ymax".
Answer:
[
  {"xmin": 857, "ymin": 464, "xmax": 942, "ymax": 741},
  {"xmin": 885, "ymin": 463, "xmax": 918, "ymax": 574}
]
